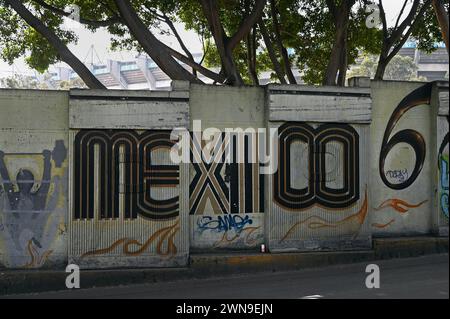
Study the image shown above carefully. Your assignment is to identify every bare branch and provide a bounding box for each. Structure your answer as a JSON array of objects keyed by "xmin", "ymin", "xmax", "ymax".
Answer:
[{"xmin": 394, "ymin": 0, "xmax": 409, "ymax": 30}]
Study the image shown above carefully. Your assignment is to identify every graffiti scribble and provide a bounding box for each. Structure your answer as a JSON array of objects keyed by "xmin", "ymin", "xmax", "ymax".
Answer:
[
  {"xmin": 197, "ymin": 214, "xmax": 253, "ymax": 233},
  {"xmin": 80, "ymin": 221, "xmax": 180, "ymax": 258},
  {"xmin": 439, "ymin": 153, "xmax": 449, "ymax": 219},
  {"xmin": 214, "ymin": 226, "xmax": 261, "ymax": 247},
  {"xmin": 385, "ymin": 169, "xmax": 409, "ymax": 183},
  {"xmin": 374, "ymin": 198, "xmax": 428, "ymax": 214},
  {"xmin": 280, "ymin": 189, "xmax": 368, "ymax": 243}
]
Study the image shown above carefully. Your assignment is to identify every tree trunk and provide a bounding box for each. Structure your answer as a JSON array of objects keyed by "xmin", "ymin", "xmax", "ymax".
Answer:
[
  {"xmin": 323, "ymin": 21, "xmax": 349, "ymax": 85},
  {"xmin": 164, "ymin": 16, "xmax": 198, "ymax": 77},
  {"xmin": 259, "ymin": 19, "xmax": 287, "ymax": 84},
  {"xmin": 337, "ymin": 38, "xmax": 348, "ymax": 86},
  {"xmin": 200, "ymin": 0, "xmax": 244, "ymax": 85},
  {"xmin": 223, "ymin": 47, "xmax": 244, "ymax": 85},
  {"xmin": 200, "ymin": 0, "xmax": 265, "ymax": 86},
  {"xmin": 323, "ymin": 0, "xmax": 353, "ymax": 86},
  {"xmin": 374, "ymin": 53, "xmax": 389, "ymax": 80},
  {"xmin": 114, "ymin": 0, "xmax": 200, "ymax": 83},
  {"xmin": 270, "ymin": 0, "xmax": 296, "ymax": 84},
  {"xmin": 246, "ymin": 28, "xmax": 259, "ymax": 85},
  {"xmin": 6, "ymin": 0, "xmax": 106, "ymax": 89},
  {"xmin": 323, "ymin": 27, "xmax": 346, "ymax": 85},
  {"xmin": 432, "ymin": 0, "xmax": 449, "ymax": 53}
]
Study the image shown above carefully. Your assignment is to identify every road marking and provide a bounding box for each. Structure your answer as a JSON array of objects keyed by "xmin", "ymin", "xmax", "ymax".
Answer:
[{"xmin": 300, "ymin": 295, "xmax": 324, "ymax": 299}]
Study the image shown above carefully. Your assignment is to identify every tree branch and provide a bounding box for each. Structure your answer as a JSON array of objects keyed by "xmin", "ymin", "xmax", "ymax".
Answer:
[
  {"xmin": 5, "ymin": 0, "xmax": 106, "ymax": 89},
  {"xmin": 32, "ymin": 0, "xmax": 122, "ymax": 27},
  {"xmin": 270, "ymin": 0, "xmax": 296, "ymax": 84},
  {"xmin": 388, "ymin": 0, "xmax": 422, "ymax": 46},
  {"xmin": 114, "ymin": 0, "xmax": 201, "ymax": 83},
  {"xmin": 432, "ymin": 0, "xmax": 449, "ymax": 52},
  {"xmin": 228, "ymin": 0, "xmax": 266, "ymax": 50},
  {"xmin": 163, "ymin": 44, "xmax": 225, "ymax": 83},
  {"xmin": 258, "ymin": 18, "xmax": 286, "ymax": 83},
  {"xmin": 379, "ymin": 0, "xmax": 388, "ymax": 39},
  {"xmin": 394, "ymin": 0, "xmax": 409, "ymax": 30},
  {"xmin": 386, "ymin": 0, "xmax": 432, "ymax": 62}
]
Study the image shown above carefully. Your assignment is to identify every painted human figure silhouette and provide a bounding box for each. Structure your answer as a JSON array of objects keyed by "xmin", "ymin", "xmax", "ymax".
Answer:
[
  {"xmin": 0, "ymin": 150, "xmax": 61, "ymax": 262},
  {"xmin": 0, "ymin": 150, "xmax": 52, "ymax": 212}
]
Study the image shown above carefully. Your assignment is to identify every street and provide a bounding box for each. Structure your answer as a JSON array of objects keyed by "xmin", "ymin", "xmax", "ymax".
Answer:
[{"xmin": 3, "ymin": 254, "xmax": 449, "ymax": 299}]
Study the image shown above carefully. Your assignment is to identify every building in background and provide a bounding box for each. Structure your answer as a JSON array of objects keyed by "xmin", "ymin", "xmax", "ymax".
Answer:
[
  {"xmin": 398, "ymin": 41, "xmax": 448, "ymax": 81},
  {"xmin": 1, "ymin": 41, "xmax": 448, "ymax": 90}
]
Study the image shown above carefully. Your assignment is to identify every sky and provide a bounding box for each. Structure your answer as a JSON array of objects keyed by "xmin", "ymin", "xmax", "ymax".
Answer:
[{"xmin": 0, "ymin": 1, "xmax": 413, "ymax": 77}]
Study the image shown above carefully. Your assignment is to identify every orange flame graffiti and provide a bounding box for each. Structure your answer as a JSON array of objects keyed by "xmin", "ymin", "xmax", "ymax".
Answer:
[
  {"xmin": 374, "ymin": 199, "xmax": 428, "ymax": 214},
  {"xmin": 81, "ymin": 221, "xmax": 180, "ymax": 258},
  {"xmin": 24, "ymin": 240, "xmax": 53, "ymax": 268},
  {"xmin": 371, "ymin": 219, "xmax": 396, "ymax": 229},
  {"xmin": 371, "ymin": 198, "xmax": 428, "ymax": 229},
  {"xmin": 280, "ymin": 189, "xmax": 368, "ymax": 243}
]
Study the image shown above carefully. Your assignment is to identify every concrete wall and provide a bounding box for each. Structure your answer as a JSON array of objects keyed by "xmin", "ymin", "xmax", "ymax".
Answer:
[
  {"xmin": 67, "ymin": 88, "xmax": 190, "ymax": 269},
  {"xmin": 0, "ymin": 90, "xmax": 68, "ymax": 269},
  {"xmin": 369, "ymin": 81, "xmax": 443, "ymax": 236},
  {"xmin": 266, "ymin": 84, "xmax": 372, "ymax": 251},
  {"xmin": 189, "ymin": 85, "xmax": 265, "ymax": 251},
  {"xmin": 434, "ymin": 82, "xmax": 449, "ymax": 236},
  {"xmin": 0, "ymin": 79, "xmax": 447, "ymax": 269}
]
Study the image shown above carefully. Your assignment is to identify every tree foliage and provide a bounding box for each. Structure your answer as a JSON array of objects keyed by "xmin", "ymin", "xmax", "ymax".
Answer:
[
  {"xmin": 0, "ymin": 0, "xmax": 447, "ymax": 88},
  {"xmin": 347, "ymin": 54, "xmax": 426, "ymax": 81}
]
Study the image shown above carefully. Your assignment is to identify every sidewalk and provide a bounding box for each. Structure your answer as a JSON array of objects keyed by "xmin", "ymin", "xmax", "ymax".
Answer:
[{"xmin": 0, "ymin": 236, "xmax": 448, "ymax": 296}]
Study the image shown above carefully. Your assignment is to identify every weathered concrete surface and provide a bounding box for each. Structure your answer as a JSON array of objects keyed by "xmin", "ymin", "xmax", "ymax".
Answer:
[
  {"xmin": 369, "ymin": 81, "xmax": 437, "ymax": 236},
  {"xmin": 0, "ymin": 89, "xmax": 69, "ymax": 270},
  {"xmin": 188, "ymin": 84, "xmax": 266, "ymax": 251},
  {"xmin": 0, "ymin": 236, "xmax": 447, "ymax": 296},
  {"xmin": 373, "ymin": 236, "xmax": 449, "ymax": 259}
]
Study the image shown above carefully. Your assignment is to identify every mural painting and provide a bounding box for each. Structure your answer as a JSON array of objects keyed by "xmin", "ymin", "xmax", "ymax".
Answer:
[
  {"xmin": 372, "ymin": 83, "xmax": 433, "ymax": 232},
  {"xmin": 0, "ymin": 141, "xmax": 67, "ymax": 268},
  {"xmin": 438, "ymin": 130, "xmax": 449, "ymax": 221},
  {"xmin": 269, "ymin": 121, "xmax": 369, "ymax": 250},
  {"xmin": 70, "ymin": 130, "xmax": 185, "ymax": 267},
  {"xmin": 190, "ymin": 132, "xmax": 264, "ymax": 249}
]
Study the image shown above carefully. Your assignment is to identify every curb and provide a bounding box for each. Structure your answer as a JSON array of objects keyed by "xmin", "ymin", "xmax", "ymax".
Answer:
[{"xmin": 0, "ymin": 236, "xmax": 448, "ymax": 296}]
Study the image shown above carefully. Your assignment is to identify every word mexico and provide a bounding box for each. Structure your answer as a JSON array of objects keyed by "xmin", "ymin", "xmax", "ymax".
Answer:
[{"xmin": 73, "ymin": 121, "xmax": 361, "ymax": 220}]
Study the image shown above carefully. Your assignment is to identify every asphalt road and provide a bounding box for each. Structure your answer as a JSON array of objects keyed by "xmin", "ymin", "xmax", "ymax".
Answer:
[{"xmin": 4, "ymin": 254, "xmax": 449, "ymax": 299}]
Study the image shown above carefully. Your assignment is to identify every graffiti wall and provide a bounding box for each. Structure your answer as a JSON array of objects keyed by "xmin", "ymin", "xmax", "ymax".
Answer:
[
  {"xmin": 434, "ymin": 82, "xmax": 449, "ymax": 235},
  {"xmin": 370, "ymin": 82, "xmax": 436, "ymax": 235},
  {"xmin": 0, "ymin": 79, "xmax": 447, "ymax": 269},
  {"xmin": 188, "ymin": 85, "xmax": 265, "ymax": 250},
  {"xmin": 266, "ymin": 85, "xmax": 372, "ymax": 251},
  {"xmin": 68, "ymin": 90, "xmax": 189, "ymax": 268},
  {"xmin": 438, "ymin": 118, "xmax": 448, "ymax": 225},
  {"xmin": 0, "ymin": 90, "xmax": 68, "ymax": 269}
]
